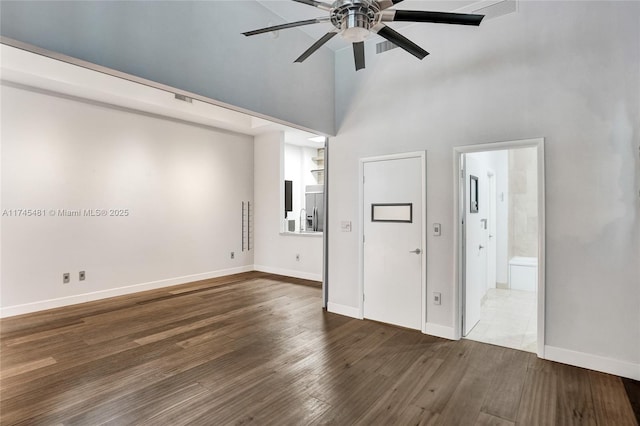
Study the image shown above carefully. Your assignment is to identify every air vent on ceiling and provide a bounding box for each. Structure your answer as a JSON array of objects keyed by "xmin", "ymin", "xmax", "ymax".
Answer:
[
  {"xmin": 471, "ymin": 0, "xmax": 517, "ymax": 20},
  {"xmin": 376, "ymin": 40, "xmax": 398, "ymax": 54},
  {"xmin": 174, "ymin": 94, "xmax": 193, "ymax": 103}
]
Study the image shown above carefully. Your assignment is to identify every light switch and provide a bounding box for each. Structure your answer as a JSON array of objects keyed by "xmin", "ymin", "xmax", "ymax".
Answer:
[
  {"xmin": 341, "ymin": 221, "xmax": 352, "ymax": 232},
  {"xmin": 433, "ymin": 223, "xmax": 441, "ymax": 236}
]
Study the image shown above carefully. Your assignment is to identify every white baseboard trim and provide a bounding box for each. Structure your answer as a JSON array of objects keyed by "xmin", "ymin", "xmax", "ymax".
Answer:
[
  {"xmin": 327, "ymin": 302, "xmax": 362, "ymax": 319},
  {"xmin": 0, "ymin": 265, "xmax": 254, "ymax": 318},
  {"xmin": 253, "ymin": 264, "xmax": 322, "ymax": 282},
  {"xmin": 424, "ymin": 323, "xmax": 457, "ymax": 340},
  {"xmin": 544, "ymin": 345, "xmax": 640, "ymax": 381}
]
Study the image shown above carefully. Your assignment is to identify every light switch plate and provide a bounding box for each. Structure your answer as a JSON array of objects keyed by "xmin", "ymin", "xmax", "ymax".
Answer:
[
  {"xmin": 341, "ymin": 221, "xmax": 352, "ymax": 232},
  {"xmin": 433, "ymin": 223, "xmax": 441, "ymax": 236}
]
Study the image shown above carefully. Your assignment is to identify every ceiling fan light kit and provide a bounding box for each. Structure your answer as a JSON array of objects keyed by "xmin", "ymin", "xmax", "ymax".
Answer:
[
  {"xmin": 332, "ymin": 0, "xmax": 380, "ymax": 43},
  {"xmin": 243, "ymin": 0, "xmax": 484, "ymax": 71}
]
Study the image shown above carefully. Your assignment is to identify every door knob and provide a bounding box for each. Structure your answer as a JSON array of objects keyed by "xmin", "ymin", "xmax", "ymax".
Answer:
[
  {"xmin": 479, "ymin": 245, "xmax": 485, "ymax": 250},
  {"xmin": 410, "ymin": 248, "xmax": 422, "ymax": 254}
]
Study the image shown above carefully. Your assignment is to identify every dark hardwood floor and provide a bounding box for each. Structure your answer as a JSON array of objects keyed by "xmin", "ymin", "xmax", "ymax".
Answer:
[{"xmin": 1, "ymin": 272, "xmax": 637, "ymax": 425}]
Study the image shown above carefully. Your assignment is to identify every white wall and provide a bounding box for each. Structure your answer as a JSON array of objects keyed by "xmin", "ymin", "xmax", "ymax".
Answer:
[
  {"xmin": 508, "ymin": 147, "xmax": 538, "ymax": 258},
  {"xmin": 0, "ymin": 1, "xmax": 335, "ymax": 134},
  {"xmin": 329, "ymin": 1, "xmax": 639, "ymax": 377},
  {"xmin": 1, "ymin": 83, "xmax": 254, "ymax": 314},
  {"xmin": 254, "ymin": 132, "xmax": 323, "ymax": 281}
]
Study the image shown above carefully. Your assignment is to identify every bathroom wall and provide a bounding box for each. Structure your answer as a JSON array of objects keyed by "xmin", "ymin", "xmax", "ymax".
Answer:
[{"xmin": 508, "ymin": 147, "xmax": 538, "ymax": 258}]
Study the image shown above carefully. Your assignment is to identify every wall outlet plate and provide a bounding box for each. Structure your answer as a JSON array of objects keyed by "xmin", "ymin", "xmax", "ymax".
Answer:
[
  {"xmin": 63, "ymin": 273, "xmax": 70, "ymax": 284},
  {"xmin": 295, "ymin": 254, "xmax": 300, "ymax": 261},
  {"xmin": 230, "ymin": 252, "xmax": 235, "ymax": 259},
  {"xmin": 433, "ymin": 292, "xmax": 441, "ymax": 305},
  {"xmin": 79, "ymin": 271, "xmax": 86, "ymax": 281}
]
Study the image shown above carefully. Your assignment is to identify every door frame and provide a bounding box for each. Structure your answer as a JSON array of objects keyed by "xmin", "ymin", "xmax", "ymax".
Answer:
[
  {"xmin": 359, "ymin": 151, "xmax": 427, "ymax": 333},
  {"xmin": 322, "ymin": 138, "xmax": 329, "ymax": 309},
  {"xmin": 486, "ymin": 168, "xmax": 497, "ymax": 293},
  {"xmin": 453, "ymin": 138, "xmax": 546, "ymax": 357}
]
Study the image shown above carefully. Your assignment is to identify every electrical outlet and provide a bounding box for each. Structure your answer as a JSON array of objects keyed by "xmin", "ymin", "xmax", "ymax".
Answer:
[
  {"xmin": 433, "ymin": 292, "xmax": 441, "ymax": 305},
  {"xmin": 63, "ymin": 273, "xmax": 70, "ymax": 284},
  {"xmin": 230, "ymin": 252, "xmax": 235, "ymax": 259},
  {"xmin": 79, "ymin": 271, "xmax": 86, "ymax": 281},
  {"xmin": 295, "ymin": 254, "xmax": 300, "ymax": 261}
]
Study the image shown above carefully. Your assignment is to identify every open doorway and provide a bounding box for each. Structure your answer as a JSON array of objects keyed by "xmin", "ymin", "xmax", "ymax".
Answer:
[{"xmin": 455, "ymin": 139, "xmax": 545, "ymax": 356}]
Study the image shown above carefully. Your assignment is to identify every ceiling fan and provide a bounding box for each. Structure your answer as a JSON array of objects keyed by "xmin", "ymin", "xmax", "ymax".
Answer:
[{"xmin": 243, "ymin": 0, "xmax": 484, "ymax": 71}]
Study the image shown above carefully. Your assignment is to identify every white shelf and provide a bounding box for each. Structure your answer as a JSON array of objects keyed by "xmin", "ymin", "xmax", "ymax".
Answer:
[{"xmin": 311, "ymin": 148, "xmax": 325, "ymax": 184}]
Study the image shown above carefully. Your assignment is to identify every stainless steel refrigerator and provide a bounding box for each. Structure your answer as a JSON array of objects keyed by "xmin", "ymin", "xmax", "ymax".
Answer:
[{"xmin": 305, "ymin": 185, "xmax": 324, "ymax": 232}]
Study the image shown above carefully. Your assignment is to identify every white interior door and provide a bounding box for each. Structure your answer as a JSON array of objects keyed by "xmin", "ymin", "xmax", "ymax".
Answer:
[
  {"xmin": 363, "ymin": 156, "xmax": 423, "ymax": 330},
  {"xmin": 464, "ymin": 155, "xmax": 488, "ymax": 336}
]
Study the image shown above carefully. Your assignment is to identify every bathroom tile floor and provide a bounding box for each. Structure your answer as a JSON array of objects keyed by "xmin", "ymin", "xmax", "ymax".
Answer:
[{"xmin": 465, "ymin": 288, "xmax": 537, "ymax": 353}]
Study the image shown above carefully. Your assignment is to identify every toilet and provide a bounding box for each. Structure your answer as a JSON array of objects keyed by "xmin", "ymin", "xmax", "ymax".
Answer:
[{"xmin": 508, "ymin": 257, "xmax": 538, "ymax": 292}]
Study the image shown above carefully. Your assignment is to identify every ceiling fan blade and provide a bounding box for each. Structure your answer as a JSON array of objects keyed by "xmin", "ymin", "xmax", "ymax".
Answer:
[
  {"xmin": 377, "ymin": 0, "xmax": 404, "ymax": 10},
  {"xmin": 353, "ymin": 42, "xmax": 365, "ymax": 71},
  {"xmin": 382, "ymin": 10, "xmax": 484, "ymax": 26},
  {"xmin": 243, "ymin": 17, "xmax": 330, "ymax": 36},
  {"xmin": 295, "ymin": 31, "xmax": 338, "ymax": 63},
  {"xmin": 292, "ymin": 0, "xmax": 333, "ymax": 12},
  {"xmin": 373, "ymin": 24, "xmax": 429, "ymax": 60}
]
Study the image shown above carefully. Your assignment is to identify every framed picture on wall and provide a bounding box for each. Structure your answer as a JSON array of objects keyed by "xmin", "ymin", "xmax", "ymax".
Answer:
[{"xmin": 470, "ymin": 175, "xmax": 479, "ymax": 213}]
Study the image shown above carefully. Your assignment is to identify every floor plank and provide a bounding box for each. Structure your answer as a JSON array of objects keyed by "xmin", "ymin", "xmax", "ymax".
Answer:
[
  {"xmin": 555, "ymin": 363, "xmax": 597, "ymax": 425},
  {"xmin": 437, "ymin": 343, "xmax": 504, "ymax": 425},
  {"xmin": 475, "ymin": 411, "xmax": 515, "ymax": 426},
  {"xmin": 590, "ymin": 371, "xmax": 638, "ymax": 426},
  {"xmin": 480, "ymin": 348, "xmax": 532, "ymax": 421},
  {"xmin": 516, "ymin": 358, "xmax": 558, "ymax": 425},
  {"xmin": 623, "ymin": 378, "xmax": 640, "ymax": 425},
  {"xmin": 0, "ymin": 356, "xmax": 57, "ymax": 380}
]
